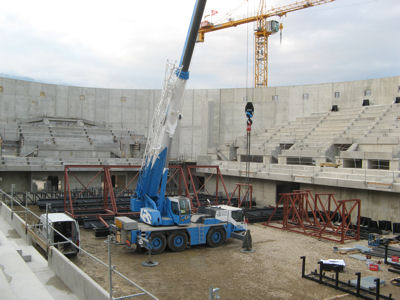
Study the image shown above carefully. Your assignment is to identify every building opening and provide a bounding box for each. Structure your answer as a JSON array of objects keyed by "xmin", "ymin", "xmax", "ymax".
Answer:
[
  {"xmin": 47, "ymin": 176, "xmax": 59, "ymax": 191},
  {"xmin": 276, "ymin": 182, "xmax": 300, "ymax": 203}
]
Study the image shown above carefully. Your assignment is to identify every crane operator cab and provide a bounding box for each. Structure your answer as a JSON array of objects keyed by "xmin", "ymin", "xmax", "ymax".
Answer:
[
  {"xmin": 139, "ymin": 196, "xmax": 192, "ymax": 226},
  {"xmin": 170, "ymin": 196, "xmax": 191, "ymax": 225}
]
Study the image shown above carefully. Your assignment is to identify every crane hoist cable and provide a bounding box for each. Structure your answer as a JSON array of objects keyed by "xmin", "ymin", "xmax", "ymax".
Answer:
[{"xmin": 245, "ymin": 0, "xmax": 252, "ymax": 185}]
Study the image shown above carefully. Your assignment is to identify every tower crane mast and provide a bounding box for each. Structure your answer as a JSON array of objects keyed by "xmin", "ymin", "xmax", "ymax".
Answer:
[{"xmin": 198, "ymin": 0, "xmax": 335, "ymax": 87}]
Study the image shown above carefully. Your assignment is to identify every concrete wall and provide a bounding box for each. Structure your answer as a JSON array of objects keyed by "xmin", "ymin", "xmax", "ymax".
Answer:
[
  {"xmin": 1, "ymin": 76, "xmax": 399, "ymax": 159},
  {"xmin": 0, "ymin": 170, "xmax": 140, "ymax": 193},
  {"xmin": 0, "ymin": 200, "xmax": 29, "ymax": 240},
  {"xmin": 0, "ymin": 77, "xmax": 159, "ymax": 134},
  {"xmin": 204, "ymin": 174, "xmax": 276, "ymax": 207},
  {"xmin": 0, "ymin": 172, "xmax": 31, "ymax": 193},
  {"xmin": 1, "ymin": 75, "xmax": 400, "ymax": 220},
  {"xmin": 0, "ymin": 201, "xmax": 109, "ymax": 300},
  {"xmin": 301, "ymin": 183, "xmax": 400, "ymax": 223},
  {"xmin": 216, "ymin": 174, "xmax": 400, "ymax": 222},
  {"xmin": 48, "ymin": 247, "xmax": 108, "ymax": 300}
]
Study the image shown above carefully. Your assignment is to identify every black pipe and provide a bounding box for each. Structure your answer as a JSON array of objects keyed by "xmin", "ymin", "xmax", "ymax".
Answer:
[
  {"xmin": 335, "ymin": 269, "xmax": 339, "ymax": 288},
  {"xmin": 375, "ymin": 278, "xmax": 379, "ymax": 300},
  {"xmin": 384, "ymin": 243, "xmax": 388, "ymax": 264},
  {"xmin": 318, "ymin": 261, "xmax": 323, "ymax": 283},
  {"xmin": 356, "ymin": 272, "xmax": 361, "ymax": 296},
  {"xmin": 178, "ymin": 0, "xmax": 207, "ymax": 76},
  {"xmin": 388, "ymin": 268, "xmax": 400, "ymax": 274}
]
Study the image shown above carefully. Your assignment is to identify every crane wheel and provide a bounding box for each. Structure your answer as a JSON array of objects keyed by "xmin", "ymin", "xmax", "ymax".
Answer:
[
  {"xmin": 168, "ymin": 232, "xmax": 188, "ymax": 252},
  {"xmin": 206, "ymin": 227, "xmax": 226, "ymax": 248},
  {"xmin": 149, "ymin": 232, "xmax": 167, "ymax": 255}
]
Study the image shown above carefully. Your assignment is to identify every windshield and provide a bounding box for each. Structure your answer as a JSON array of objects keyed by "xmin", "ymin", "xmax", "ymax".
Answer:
[
  {"xmin": 231, "ymin": 210, "xmax": 244, "ymax": 222},
  {"xmin": 171, "ymin": 201, "xmax": 179, "ymax": 215},
  {"xmin": 179, "ymin": 198, "xmax": 191, "ymax": 215}
]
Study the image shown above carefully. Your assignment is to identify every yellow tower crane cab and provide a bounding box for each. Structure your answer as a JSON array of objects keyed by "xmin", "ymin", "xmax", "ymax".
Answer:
[{"xmin": 268, "ymin": 20, "xmax": 280, "ymax": 34}]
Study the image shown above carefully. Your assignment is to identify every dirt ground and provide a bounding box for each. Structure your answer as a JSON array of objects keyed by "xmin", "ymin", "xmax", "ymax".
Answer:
[{"xmin": 70, "ymin": 224, "xmax": 400, "ymax": 300}]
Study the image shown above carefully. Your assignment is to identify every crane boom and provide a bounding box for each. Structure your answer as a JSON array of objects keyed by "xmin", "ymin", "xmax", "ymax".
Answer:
[
  {"xmin": 114, "ymin": 0, "xmax": 250, "ymax": 255},
  {"xmin": 132, "ymin": 0, "xmax": 207, "ymax": 225}
]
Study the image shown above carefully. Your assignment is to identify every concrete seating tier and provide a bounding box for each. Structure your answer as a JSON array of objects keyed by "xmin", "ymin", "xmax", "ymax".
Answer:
[
  {"xmin": 233, "ymin": 112, "xmax": 328, "ymax": 159},
  {"xmin": 0, "ymin": 118, "xmax": 145, "ymax": 168},
  {"xmin": 0, "ymin": 124, "xmax": 19, "ymax": 141},
  {"xmin": 221, "ymin": 104, "xmax": 400, "ymax": 172}
]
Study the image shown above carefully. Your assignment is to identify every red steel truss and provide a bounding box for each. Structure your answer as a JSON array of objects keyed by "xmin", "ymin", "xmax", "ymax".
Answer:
[
  {"xmin": 264, "ymin": 190, "xmax": 360, "ymax": 243},
  {"xmin": 230, "ymin": 183, "xmax": 253, "ymax": 208},
  {"xmin": 167, "ymin": 165, "xmax": 191, "ymax": 199},
  {"xmin": 187, "ymin": 165, "xmax": 231, "ymax": 207},
  {"xmin": 64, "ymin": 164, "xmax": 236, "ymax": 221},
  {"xmin": 64, "ymin": 165, "xmax": 189, "ymax": 220},
  {"xmin": 64, "ymin": 165, "xmax": 141, "ymax": 220}
]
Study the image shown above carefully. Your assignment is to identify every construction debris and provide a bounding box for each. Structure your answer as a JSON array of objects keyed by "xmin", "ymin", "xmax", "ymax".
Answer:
[
  {"xmin": 349, "ymin": 276, "xmax": 385, "ymax": 290},
  {"xmin": 349, "ymin": 254, "xmax": 368, "ymax": 261},
  {"xmin": 301, "ymin": 256, "xmax": 394, "ymax": 300},
  {"xmin": 333, "ymin": 245, "xmax": 372, "ymax": 254}
]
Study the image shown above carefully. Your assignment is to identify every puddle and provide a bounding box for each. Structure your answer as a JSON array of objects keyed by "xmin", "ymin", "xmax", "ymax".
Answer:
[
  {"xmin": 0, "ymin": 264, "xmax": 13, "ymax": 283},
  {"xmin": 7, "ymin": 229, "xmax": 19, "ymax": 239},
  {"xmin": 45, "ymin": 275, "xmax": 72, "ymax": 294}
]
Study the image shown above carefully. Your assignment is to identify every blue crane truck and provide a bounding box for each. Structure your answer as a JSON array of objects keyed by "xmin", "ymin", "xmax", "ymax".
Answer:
[
  {"xmin": 115, "ymin": 201, "xmax": 247, "ymax": 254},
  {"xmin": 114, "ymin": 0, "xmax": 250, "ymax": 254},
  {"xmin": 114, "ymin": 149, "xmax": 249, "ymax": 254}
]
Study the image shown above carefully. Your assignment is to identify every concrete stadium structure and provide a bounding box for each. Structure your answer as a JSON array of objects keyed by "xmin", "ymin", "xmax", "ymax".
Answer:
[{"xmin": 1, "ymin": 75, "xmax": 400, "ymax": 222}]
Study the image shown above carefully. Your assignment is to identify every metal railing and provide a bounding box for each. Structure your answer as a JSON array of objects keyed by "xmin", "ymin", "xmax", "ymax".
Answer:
[{"xmin": 0, "ymin": 187, "xmax": 158, "ymax": 300}]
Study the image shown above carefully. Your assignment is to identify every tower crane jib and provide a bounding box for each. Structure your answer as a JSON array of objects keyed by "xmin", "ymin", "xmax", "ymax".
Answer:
[{"xmin": 198, "ymin": 0, "xmax": 335, "ymax": 87}]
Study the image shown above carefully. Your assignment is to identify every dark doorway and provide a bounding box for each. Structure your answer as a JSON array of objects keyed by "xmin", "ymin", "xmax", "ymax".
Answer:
[
  {"xmin": 47, "ymin": 176, "xmax": 59, "ymax": 191},
  {"xmin": 276, "ymin": 182, "xmax": 300, "ymax": 203}
]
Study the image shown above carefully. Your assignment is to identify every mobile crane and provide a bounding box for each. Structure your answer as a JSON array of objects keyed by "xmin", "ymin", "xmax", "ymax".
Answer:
[{"xmin": 114, "ymin": 0, "xmax": 249, "ymax": 254}]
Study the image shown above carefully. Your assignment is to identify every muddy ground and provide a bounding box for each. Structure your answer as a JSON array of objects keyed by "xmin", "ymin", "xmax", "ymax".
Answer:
[{"xmin": 70, "ymin": 224, "xmax": 400, "ymax": 300}]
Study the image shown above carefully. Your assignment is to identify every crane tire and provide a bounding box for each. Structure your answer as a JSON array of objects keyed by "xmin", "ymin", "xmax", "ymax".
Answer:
[
  {"xmin": 206, "ymin": 227, "xmax": 226, "ymax": 248},
  {"xmin": 149, "ymin": 232, "xmax": 167, "ymax": 255},
  {"xmin": 168, "ymin": 231, "xmax": 188, "ymax": 252}
]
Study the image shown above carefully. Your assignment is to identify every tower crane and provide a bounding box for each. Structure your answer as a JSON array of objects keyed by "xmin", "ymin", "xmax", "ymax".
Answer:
[{"xmin": 198, "ymin": 0, "xmax": 335, "ymax": 87}]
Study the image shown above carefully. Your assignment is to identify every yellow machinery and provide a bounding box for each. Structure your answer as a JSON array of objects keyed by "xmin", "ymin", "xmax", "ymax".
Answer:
[{"xmin": 198, "ymin": 0, "xmax": 335, "ymax": 87}]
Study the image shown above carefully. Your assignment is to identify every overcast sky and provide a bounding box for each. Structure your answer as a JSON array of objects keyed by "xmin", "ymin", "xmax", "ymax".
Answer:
[{"xmin": 0, "ymin": 0, "xmax": 399, "ymax": 89}]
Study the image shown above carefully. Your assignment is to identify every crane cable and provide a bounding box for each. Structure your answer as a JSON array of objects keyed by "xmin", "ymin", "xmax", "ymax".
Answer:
[
  {"xmin": 245, "ymin": 0, "xmax": 252, "ymax": 198},
  {"xmin": 245, "ymin": 0, "xmax": 250, "ymax": 100}
]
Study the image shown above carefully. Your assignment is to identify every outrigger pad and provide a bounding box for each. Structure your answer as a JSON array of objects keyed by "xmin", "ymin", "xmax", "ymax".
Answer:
[{"xmin": 241, "ymin": 230, "xmax": 255, "ymax": 253}]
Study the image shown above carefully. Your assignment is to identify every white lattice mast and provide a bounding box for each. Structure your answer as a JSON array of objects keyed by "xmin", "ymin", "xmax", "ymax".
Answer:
[
  {"xmin": 134, "ymin": 0, "xmax": 207, "ymax": 202},
  {"xmin": 141, "ymin": 62, "xmax": 182, "ymax": 170}
]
